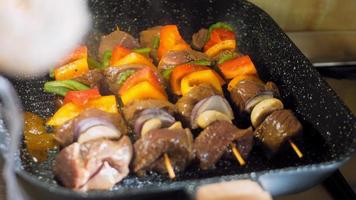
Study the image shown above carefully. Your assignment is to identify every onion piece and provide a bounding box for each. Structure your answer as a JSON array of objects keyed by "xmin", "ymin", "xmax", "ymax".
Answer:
[
  {"xmin": 134, "ymin": 108, "xmax": 175, "ymax": 136},
  {"xmin": 141, "ymin": 118, "xmax": 162, "ymax": 137},
  {"xmin": 191, "ymin": 95, "xmax": 234, "ymax": 129},
  {"xmin": 73, "ymin": 117, "xmax": 120, "ymax": 142},
  {"xmin": 78, "ymin": 125, "xmax": 121, "ymax": 144}
]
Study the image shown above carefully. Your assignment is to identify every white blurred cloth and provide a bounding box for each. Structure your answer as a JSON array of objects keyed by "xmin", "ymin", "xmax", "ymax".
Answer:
[{"xmin": 0, "ymin": 0, "xmax": 90, "ymax": 76}]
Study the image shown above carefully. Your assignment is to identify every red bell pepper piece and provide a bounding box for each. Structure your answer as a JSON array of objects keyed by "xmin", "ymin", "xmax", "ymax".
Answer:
[
  {"xmin": 64, "ymin": 88, "xmax": 101, "ymax": 106},
  {"xmin": 204, "ymin": 28, "xmax": 235, "ymax": 52}
]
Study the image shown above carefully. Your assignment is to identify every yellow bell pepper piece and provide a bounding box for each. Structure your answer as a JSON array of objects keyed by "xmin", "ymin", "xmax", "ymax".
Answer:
[
  {"xmin": 46, "ymin": 102, "xmax": 82, "ymax": 126},
  {"xmin": 46, "ymin": 95, "xmax": 118, "ymax": 127},
  {"xmin": 181, "ymin": 70, "xmax": 223, "ymax": 96},
  {"xmin": 54, "ymin": 58, "xmax": 89, "ymax": 80},
  {"xmin": 86, "ymin": 95, "xmax": 118, "ymax": 114},
  {"xmin": 120, "ymin": 81, "xmax": 167, "ymax": 106},
  {"xmin": 111, "ymin": 52, "xmax": 155, "ymax": 69},
  {"xmin": 204, "ymin": 40, "xmax": 236, "ymax": 57}
]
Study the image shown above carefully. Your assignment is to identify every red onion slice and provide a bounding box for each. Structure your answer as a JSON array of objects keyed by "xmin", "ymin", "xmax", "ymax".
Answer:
[{"xmin": 191, "ymin": 95, "xmax": 234, "ymax": 129}]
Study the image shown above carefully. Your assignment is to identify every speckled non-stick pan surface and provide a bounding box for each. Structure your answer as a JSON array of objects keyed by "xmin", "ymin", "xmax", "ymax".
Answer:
[{"xmin": 5, "ymin": 0, "xmax": 356, "ymax": 199}]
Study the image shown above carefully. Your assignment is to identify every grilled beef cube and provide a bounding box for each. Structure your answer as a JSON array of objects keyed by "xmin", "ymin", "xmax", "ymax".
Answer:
[
  {"xmin": 158, "ymin": 49, "xmax": 210, "ymax": 73},
  {"xmin": 254, "ymin": 109, "xmax": 302, "ymax": 153},
  {"xmin": 55, "ymin": 109, "xmax": 128, "ymax": 147},
  {"xmin": 54, "ymin": 137, "xmax": 133, "ymax": 191},
  {"xmin": 230, "ymin": 80, "xmax": 279, "ymax": 113},
  {"xmin": 139, "ymin": 26, "xmax": 161, "ymax": 61},
  {"xmin": 123, "ymin": 99, "xmax": 176, "ymax": 126},
  {"xmin": 194, "ymin": 120, "xmax": 253, "ymax": 170},
  {"xmin": 73, "ymin": 69, "xmax": 105, "ymax": 90},
  {"xmin": 191, "ymin": 28, "xmax": 208, "ymax": 50},
  {"xmin": 98, "ymin": 30, "xmax": 139, "ymax": 58},
  {"xmin": 133, "ymin": 128, "xmax": 193, "ymax": 176}
]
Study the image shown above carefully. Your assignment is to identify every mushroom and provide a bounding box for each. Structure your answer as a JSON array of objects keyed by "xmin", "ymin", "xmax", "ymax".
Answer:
[
  {"xmin": 141, "ymin": 118, "xmax": 162, "ymax": 137},
  {"xmin": 196, "ymin": 110, "xmax": 232, "ymax": 129},
  {"xmin": 134, "ymin": 108, "xmax": 175, "ymax": 136},
  {"xmin": 250, "ymin": 98, "xmax": 284, "ymax": 128},
  {"xmin": 245, "ymin": 91, "xmax": 274, "ymax": 113}
]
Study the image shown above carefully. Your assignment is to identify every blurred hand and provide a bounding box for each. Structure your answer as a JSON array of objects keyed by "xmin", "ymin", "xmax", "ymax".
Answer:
[
  {"xmin": 0, "ymin": 0, "xmax": 90, "ymax": 76},
  {"xmin": 196, "ymin": 180, "xmax": 272, "ymax": 200}
]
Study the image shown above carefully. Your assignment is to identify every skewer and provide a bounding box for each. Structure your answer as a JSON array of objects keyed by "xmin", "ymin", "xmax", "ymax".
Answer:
[
  {"xmin": 231, "ymin": 144, "xmax": 246, "ymax": 166},
  {"xmin": 164, "ymin": 153, "xmax": 176, "ymax": 179},
  {"xmin": 289, "ymin": 140, "xmax": 303, "ymax": 158}
]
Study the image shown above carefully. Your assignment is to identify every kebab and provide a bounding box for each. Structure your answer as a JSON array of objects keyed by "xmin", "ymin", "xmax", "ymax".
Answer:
[
  {"xmin": 144, "ymin": 25, "xmax": 254, "ymax": 169},
  {"xmin": 195, "ymin": 22, "xmax": 303, "ymax": 157},
  {"xmin": 101, "ymin": 38, "xmax": 194, "ymax": 179}
]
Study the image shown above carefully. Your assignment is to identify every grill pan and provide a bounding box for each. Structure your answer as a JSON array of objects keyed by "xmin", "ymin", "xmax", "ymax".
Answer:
[{"xmin": 0, "ymin": 0, "xmax": 355, "ymax": 199}]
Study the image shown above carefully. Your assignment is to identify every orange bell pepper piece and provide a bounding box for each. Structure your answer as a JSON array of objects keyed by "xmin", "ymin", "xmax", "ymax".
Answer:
[
  {"xmin": 170, "ymin": 64, "xmax": 209, "ymax": 95},
  {"xmin": 218, "ymin": 55, "xmax": 257, "ymax": 79},
  {"xmin": 119, "ymin": 67, "xmax": 166, "ymax": 97},
  {"xmin": 120, "ymin": 81, "xmax": 168, "ymax": 105},
  {"xmin": 64, "ymin": 88, "xmax": 101, "ymax": 106},
  {"xmin": 204, "ymin": 40, "xmax": 236, "ymax": 57},
  {"xmin": 227, "ymin": 74, "xmax": 262, "ymax": 92},
  {"xmin": 204, "ymin": 29, "xmax": 235, "ymax": 51},
  {"xmin": 157, "ymin": 25, "xmax": 190, "ymax": 60},
  {"xmin": 180, "ymin": 70, "xmax": 223, "ymax": 96},
  {"xmin": 54, "ymin": 58, "xmax": 89, "ymax": 80},
  {"xmin": 110, "ymin": 45, "xmax": 132, "ymax": 66},
  {"xmin": 59, "ymin": 45, "xmax": 87, "ymax": 66},
  {"xmin": 111, "ymin": 52, "xmax": 155, "ymax": 69},
  {"xmin": 47, "ymin": 95, "xmax": 118, "ymax": 127}
]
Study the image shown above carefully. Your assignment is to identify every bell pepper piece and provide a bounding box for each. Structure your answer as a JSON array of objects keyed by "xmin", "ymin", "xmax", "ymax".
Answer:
[
  {"xmin": 111, "ymin": 52, "xmax": 155, "ymax": 69},
  {"xmin": 218, "ymin": 55, "xmax": 257, "ymax": 79},
  {"xmin": 204, "ymin": 40, "xmax": 236, "ymax": 58},
  {"xmin": 110, "ymin": 45, "xmax": 131, "ymax": 66},
  {"xmin": 180, "ymin": 70, "xmax": 223, "ymax": 96},
  {"xmin": 86, "ymin": 95, "xmax": 118, "ymax": 114},
  {"xmin": 54, "ymin": 58, "xmax": 89, "ymax": 80},
  {"xmin": 102, "ymin": 50, "xmax": 113, "ymax": 68},
  {"xmin": 46, "ymin": 102, "xmax": 83, "ymax": 126},
  {"xmin": 44, "ymin": 80, "xmax": 90, "ymax": 96},
  {"xmin": 59, "ymin": 45, "xmax": 87, "ymax": 66},
  {"xmin": 47, "ymin": 95, "xmax": 118, "ymax": 126},
  {"xmin": 119, "ymin": 67, "xmax": 166, "ymax": 96},
  {"xmin": 204, "ymin": 28, "xmax": 235, "ymax": 51},
  {"xmin": 64, "ymin": 88, "xmax": 101, "ymax": 106},
  {"xmin": 227, "ymin": 74, "xmax": 262, "ymax": 92},
  {"xmin": 120, "ymin": 81, "xmax": 167, "ymax": 105},
  {"xmin": 170, "ymin": 64, "xmax": 209, "ymax": 95},
  {"xmin": 157, "ymin": 25, "xmax": 190, "ymax": 60}
]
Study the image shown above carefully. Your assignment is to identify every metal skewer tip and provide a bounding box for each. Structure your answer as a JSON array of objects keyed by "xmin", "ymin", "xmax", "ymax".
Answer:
[
  {"xmin": 231, "ymin": 144, "xmax": 246, "ymax": 166},
  {"xmin": 289, "ymin": 140, "xmax": 303, "ymax": 158},
  {"xmin": 164, "ymin": 153, "xmax": 176, "ymax": 179}
]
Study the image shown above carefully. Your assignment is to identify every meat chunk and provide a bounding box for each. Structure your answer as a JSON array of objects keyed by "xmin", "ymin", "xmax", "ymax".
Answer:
[
  {"xmin": 176, "ymin": 84, "xmax": 219, "ymax": 125},
  {"xmin": 192, "ymin": 28, "xmax": 208, "ymax": 50},
  {"xmin": 98, "ymin": 30, "xmax": 140, "ymax": 58},
  {"xmin": 54, "ymin": 136, "xmax": 133, "ymax": 191},
  {"xmin": 139, "ymin": 26, "xmax": 161, "ymax": 61},
  {"xmin": 55, "ymin": 109, "xmax": 128, "ymax": 147},
  {"xmin": 73, "ymin": 69, "xmax": 106, "ymax": 91},
  {"xmin": 102, "ymin": 64, "xmax": 146, "ymax": 94},
  {"xmin": 123, "ymin": 99, "xmax": 176, "ymax": 125},
  {"xmin": 194, "ymin": 120, "xmax": 253, "ymax": 170},
  {"xmin": 158, "ymin": 49, "xmax": 210, "ymax": 72},
  {"xmin": 230, "ymin": 80, "xmax": 279, "ymax": 113},
  {"xmin": 133, "ymin": 128, "xmax": 193, "ymax": 176},
  {"xmin": 254, "ymin": 109, "xmax": 302, "ymax": 153}
]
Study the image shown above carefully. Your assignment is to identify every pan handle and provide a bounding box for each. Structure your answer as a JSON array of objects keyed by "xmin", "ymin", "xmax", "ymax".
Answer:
[{"xmin": 0, "ymin": 76, "xmax": 27, "ymax": 200}]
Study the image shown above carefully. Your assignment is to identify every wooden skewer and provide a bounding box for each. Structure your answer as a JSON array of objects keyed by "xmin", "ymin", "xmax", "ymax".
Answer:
[
  {"xmin": 289, "ymin": 140, "xmax": 303, "ymax": 158},
  {"xmin": 231, "ymin": 144, "xmax": 246, "ymax": 166},
  {"xmin": 164, "ymin": 153, "xmax": 176, "ymax": 179}
]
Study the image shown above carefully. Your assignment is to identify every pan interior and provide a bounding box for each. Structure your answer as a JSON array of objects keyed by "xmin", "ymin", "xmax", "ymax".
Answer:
[{"xmin": 9, "ymin": 0, "xmax": 355, "ymax": 193}]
